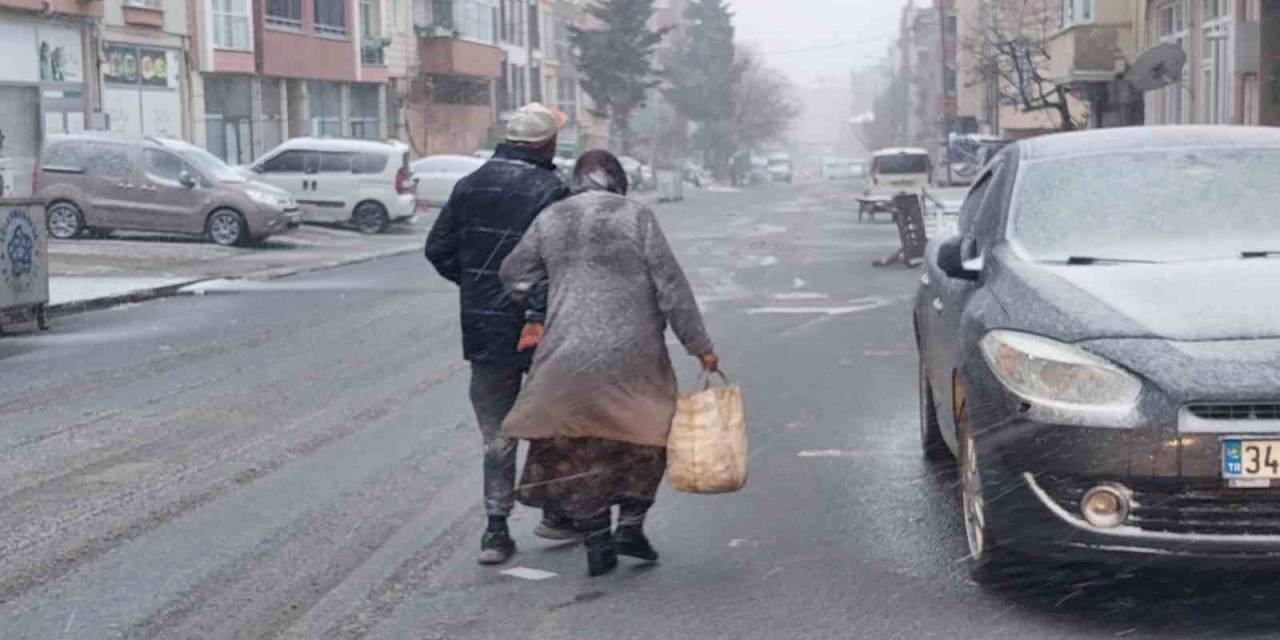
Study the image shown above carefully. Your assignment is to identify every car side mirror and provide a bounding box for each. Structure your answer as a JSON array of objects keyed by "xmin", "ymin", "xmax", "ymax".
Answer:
[
  {"xmin": 937, "ymin": 235, "xmax": 981, "ymax": 281},
  {"xmin": 179, "ymin": 170, "xmax": 198, "ymax": 189}
]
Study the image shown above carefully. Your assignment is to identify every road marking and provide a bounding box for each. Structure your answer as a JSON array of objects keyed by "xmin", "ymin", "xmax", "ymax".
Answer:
[
  {"xmin": 792, "ymin": 278, "xmax": 806, "ymax": 289},
  {"xmin": 798, "ymin": 449, "xmax": 900, "ymax": 458},
  {"xmin": 746, "ymin": 297, "xmax": 889, "ymax": 316},
  {"xmin": 501, "ymin": 567, "xmax": 558, "ymax": 581},
  {"xmin": 759, "ymin": 256, "xmax": 779, "ymax": 267},
  {"xmin": 772, "ymin": 292, "xmax": 828, "ymax": 300}
]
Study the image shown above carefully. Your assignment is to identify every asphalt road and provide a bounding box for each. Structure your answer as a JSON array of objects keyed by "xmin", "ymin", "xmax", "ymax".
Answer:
[{"xmin": 3, "ymin": 181, "xmax": 1280, "ymax": 639}]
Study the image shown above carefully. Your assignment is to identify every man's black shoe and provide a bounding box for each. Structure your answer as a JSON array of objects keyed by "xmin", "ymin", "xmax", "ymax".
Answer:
[{"xmin": 478, "ymin": 528, "xmax": 516, "ymax": 565}]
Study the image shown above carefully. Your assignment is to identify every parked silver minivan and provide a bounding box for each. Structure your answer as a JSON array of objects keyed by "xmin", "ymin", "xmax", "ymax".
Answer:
[{"xmin": 36, "ymin": 133, "xmax": 300, "ymax": 246}]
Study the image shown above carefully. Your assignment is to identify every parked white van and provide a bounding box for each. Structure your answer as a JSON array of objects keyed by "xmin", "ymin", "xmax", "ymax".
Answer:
[
  {"xmin": 245, "ymin": 138, "xmax": 416, "ymax": 234},
  {"xmin": 868, "ymin": 147, "xmax": 932, "ymax": 196}
]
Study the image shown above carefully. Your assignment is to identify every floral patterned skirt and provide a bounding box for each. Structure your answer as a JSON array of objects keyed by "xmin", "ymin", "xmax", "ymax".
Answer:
[{"xmin": 516, "ymin": 437, "xmax": 667, "ymax": 521}]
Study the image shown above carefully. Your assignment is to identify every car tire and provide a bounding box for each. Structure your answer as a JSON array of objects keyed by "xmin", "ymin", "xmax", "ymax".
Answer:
[
  {"xmin": 959, "ymin": 423, "xmax": 1012, "ymax": 584},
  {"xmin": 353, "ymin": 201, "xmax": 389, "ymax": 235},
  {"xmin": 46, "ymin": 201, "xmax": 84, "ymax": 240},
  {"xmin": 918, "ymin": 358, "xmax": 948, "ymax": 463},
  {"xmin": 206, "ymin": 209, "xmax": 249, "ymax": 247},
  {"xmin": 36, "ymin": 305, "xmax": 49, "ymax": 331}
]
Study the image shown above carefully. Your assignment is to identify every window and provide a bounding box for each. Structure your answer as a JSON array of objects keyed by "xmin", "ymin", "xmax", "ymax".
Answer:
[
  {"xmin": 144, "ymin": 149, "xmax": 187, "ymax": 182},
  {"xmin": 1061, "ymin": 0, "xmax": 1094, "ymax": 28},
  {"xmin": 438, "ymin": 0, "xmax": 497, "ymax": 43},
  {"xmin": 85, "ymin": 145, "xmax": 134, "ymax": 179},
  {"xmin": 266, "ymin": 0, "xmax": 302, "ymax": 27},
  {"xmin": 353, "ymin": 153, "xmax": 389, "ymax": 174},
  {"xmin": 260, "ymin": 150, "xmax": 313, "ymax": 173},
  {"xmin": 309, "ymin": 81, "xmax": 343, "ymax": 136},
  {"xmin": 529, "ymin": 3, "xmax": 539, "ymax": 49},
  {"xmin": 1201, "ymin": 0, "xmax": 1232, "ymax": 123},
  {"xmin": 319, "ymin": 152, "xmax": 356, "ymax": 173},
  {"xmin": 315, "ymin": 0, "xmax": 347, "ymax": 35},
  {"xmin": 1155, "ymin": 0, "xmax": 1189, "ymax": 124},
  {"xmin": 212, "ymin": 0, "xmax": 251, "ymax": 49},
  {"xmin": 42, "ymin": 142, "xmax": 89, "ymax": 170},
  {"xmin": 349, "ymin": 84, "xmax": 382, "ymax": 139},
  {"xmin": 556, "ymin": 76, "xmax": 576, "ymax": 118}
]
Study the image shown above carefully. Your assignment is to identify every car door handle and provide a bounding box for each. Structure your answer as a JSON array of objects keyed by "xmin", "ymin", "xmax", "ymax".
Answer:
[{"xmin": 932, "ymin": 298, "xmax": 944, "ymax": 314}]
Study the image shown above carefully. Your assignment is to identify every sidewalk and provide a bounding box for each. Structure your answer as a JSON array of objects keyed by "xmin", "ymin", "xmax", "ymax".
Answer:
[{"xmin": 47, "ymin": 221, "xmax": 430, "ymax": 314}]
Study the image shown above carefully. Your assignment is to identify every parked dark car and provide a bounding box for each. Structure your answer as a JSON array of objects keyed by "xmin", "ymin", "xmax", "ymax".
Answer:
[{"xmin": 914, "ymin": 126, "xmax": 1280, "ymax": 582}]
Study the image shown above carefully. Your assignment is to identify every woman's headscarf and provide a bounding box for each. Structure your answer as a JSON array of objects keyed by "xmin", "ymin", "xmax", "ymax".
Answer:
[{"xmin": 572, "ymin": 149, "xmax": 629, "ymax": 196}]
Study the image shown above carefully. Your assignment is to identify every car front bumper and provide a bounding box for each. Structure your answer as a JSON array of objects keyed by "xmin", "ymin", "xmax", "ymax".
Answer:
[{"xmin": 976, "ymin": 416, "xmax": 1280, "ymax": 562}]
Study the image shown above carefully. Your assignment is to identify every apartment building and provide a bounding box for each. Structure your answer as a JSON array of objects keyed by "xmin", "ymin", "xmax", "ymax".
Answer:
[
  {"xmin": 188, "ymin": 0, "xmax": 391, "ymax": 163},
  {"xmin": 1144, "ymin": 0, "xmax": 1278, "ymax": 126}
]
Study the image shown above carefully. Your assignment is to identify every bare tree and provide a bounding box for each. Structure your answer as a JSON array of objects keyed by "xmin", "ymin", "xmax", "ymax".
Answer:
[
  {"xmin": 966, "ymin": 0, "xmax": 1085, "ymax": 132},
  {"xmin": 731, "ymin": 47, "xmax": 800, "ymax": 152}
]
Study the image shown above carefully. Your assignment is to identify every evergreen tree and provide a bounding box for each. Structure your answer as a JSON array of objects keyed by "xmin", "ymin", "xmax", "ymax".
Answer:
[
  {"xmin": 570, "ymin": 0, "xmax": 670, "ymax": 154},
  {"xmin": 662, "ymin": 0, "xmax": 738, "ymax": 171}
]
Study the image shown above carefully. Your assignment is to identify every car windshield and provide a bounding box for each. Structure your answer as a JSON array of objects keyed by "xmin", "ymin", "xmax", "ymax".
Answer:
[
  {"xmin": 1012, "ymin": 147, "xmax": 1280, "ymax": 263},
  {"xmin": 171, "ymin": 142, "xmax": 244, "ymax": 182},
  {"xmin": 874, "ymin": 154, "xmax": 929, "ymax": 174}
]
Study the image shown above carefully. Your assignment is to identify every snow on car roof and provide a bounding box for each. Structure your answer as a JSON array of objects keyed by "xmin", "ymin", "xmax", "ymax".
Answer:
[
  {"xmin": 872, "ymin": 147, "xmax": 930, "ymax": 157},
  {"xmin": 1019, "ymin": 126, "xmax": 1280, "ymax": 161},
  {"xmin": 273, "ymin": 137, "xmax": 407, "ymax": 153}
]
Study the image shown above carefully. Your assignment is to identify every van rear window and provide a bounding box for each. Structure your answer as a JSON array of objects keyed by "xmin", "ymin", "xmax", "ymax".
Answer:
[{"xmin": 873, "ymin": 154, "xmax": 930, "ymax": 175}]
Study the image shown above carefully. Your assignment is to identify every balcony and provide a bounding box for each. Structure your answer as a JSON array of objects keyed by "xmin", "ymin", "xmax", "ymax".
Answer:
[
  {"xmin": 1045, "ymin": 22, "xmax": 1136, "ymax": 86},
  {"xmin": 418, "ymin": 36, "xmax": 502, "ymax": 78}
]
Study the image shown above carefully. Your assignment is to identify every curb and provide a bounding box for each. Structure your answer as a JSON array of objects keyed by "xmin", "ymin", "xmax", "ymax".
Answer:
[{"xmin": 46, "ymin": 246, "xmax": 421, "ymax": 319}]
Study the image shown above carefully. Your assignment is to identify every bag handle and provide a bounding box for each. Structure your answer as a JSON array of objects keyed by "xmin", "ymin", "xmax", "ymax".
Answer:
[{"xmin": 700, "ymin": 370, "xmax": 730, "ymax": 390}]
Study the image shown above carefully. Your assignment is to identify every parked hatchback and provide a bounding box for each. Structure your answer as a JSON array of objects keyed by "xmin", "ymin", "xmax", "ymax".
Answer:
[
  {"xmin": 246, "ymin": 138, "xmax": 416, "ymax": 234},
  {"xmin": 36, "ymin": 133, "xmax": 300, "ymax": 247},
  {"xmin": 915, "ymin": 127, "xmax": 1280, "ymax": 583}
]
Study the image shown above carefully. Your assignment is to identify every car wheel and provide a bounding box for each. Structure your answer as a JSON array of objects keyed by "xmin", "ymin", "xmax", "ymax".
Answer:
[
  {"xmin": 36, "ymin": 305, "xmax": 49, "ymax": 331},
  {"xmin": 46, "ymin": 201, "xmax": 84, "ymax": 240},
  {"xmin": 918, "ymin": 358, "xmax": 948, "ymax": 462},
  {"xmin": 959, "ymin": 424, "xmax": 1010, "ymax": 583},
  {"xmin": 353, "ymin": 201, "xmax": 389, "ymax": 235},
  {"xmin": 206, "ymin": 209, "xmax": 248, "ymax": 247}
]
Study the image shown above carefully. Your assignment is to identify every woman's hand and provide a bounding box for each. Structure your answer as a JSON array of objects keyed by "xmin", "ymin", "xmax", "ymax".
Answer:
[
  {"xmin": 518, "ymin": 322, "xmax": 545, "ymax": 352},
  {"xmin": 699, "ymin": 352, "xmax": 720, "ymax": 372}
]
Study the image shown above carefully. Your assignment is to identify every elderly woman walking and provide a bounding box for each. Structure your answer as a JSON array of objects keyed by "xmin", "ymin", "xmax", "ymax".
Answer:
[{"xmin": 498, "ymin": 150, "xmax": 718, "ymax": 577}]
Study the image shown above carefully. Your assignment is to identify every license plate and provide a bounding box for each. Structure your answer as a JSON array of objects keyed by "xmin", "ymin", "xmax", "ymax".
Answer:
[{"xmin": 1223, "ymin": 439, "xmax": 1280, "ymax": 481}]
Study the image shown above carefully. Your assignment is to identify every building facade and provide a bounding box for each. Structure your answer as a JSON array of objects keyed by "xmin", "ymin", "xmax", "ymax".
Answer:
[
  {"xmin": 1143, "ymin": 0, "xmax": 1277, "ymax": 127},
  {"xmin": 187, "ymin": 0, "xmax": 392, "ymax": 163},
  {"xmin": 0, "ymin": 0, "xmax": 99, "ymax": 196}
]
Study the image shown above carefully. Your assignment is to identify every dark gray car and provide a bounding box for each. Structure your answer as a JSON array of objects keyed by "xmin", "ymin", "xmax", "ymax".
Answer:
[
  {"xmin": 36, "ymin": 133, "xmax": 300, "ymax": 246},
  {"xmin": 914, "ymin": 126, "xmax": 1280, "ymax": 582}
]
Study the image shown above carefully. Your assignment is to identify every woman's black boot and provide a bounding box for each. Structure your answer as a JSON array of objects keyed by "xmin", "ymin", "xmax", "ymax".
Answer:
[
  {"xmin": 584, "ymin": 529, "xmax": 618, "ymax": 577},
  {"xmin": 613, "ymin": 525, "xmax": 659, "ymax": 562}
]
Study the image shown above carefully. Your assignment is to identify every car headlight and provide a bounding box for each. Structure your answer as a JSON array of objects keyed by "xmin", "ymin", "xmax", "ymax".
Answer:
[
  {"xmin": 246, "ymin": 188, "xmax": 285, "ymax": 208},
  {"xmin": 979, "ymin": 330, "xmax": 1141, "ymax": 409}
]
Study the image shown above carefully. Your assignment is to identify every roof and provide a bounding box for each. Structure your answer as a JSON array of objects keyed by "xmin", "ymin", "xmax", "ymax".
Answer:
[
  {"xmin": 1019, "ymin": 126, "xmax": 1280, "ymax": 161},
  {"xmin": 413, "ymin": 154, "xmax": 484, "ymax": 163},
  {"xmin": 872, "ymin": 147, "xmax": 930, "ymax": 157}
]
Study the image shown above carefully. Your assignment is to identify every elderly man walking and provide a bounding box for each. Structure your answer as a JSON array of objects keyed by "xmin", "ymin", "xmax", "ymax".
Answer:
[{"xmin": 425, "ymin": 103, "xmax": 570, "ymax": 564}]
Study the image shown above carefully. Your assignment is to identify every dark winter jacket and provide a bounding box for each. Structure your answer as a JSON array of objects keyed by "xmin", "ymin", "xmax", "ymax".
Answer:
[{"xmin": 425, "ymin": 143, "xmax": 570, "ymax": 367}]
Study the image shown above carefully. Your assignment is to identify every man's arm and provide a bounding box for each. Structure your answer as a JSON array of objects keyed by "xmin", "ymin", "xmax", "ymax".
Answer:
[{"xmin": 424, "ymin": 193, "xmax": 462, "ymax": 284}]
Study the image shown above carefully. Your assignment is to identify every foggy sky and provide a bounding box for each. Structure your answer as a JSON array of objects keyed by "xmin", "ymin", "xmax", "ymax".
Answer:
[{"xmin": 731, "ymin": 0, "xmax": 904, "ymax": 87}]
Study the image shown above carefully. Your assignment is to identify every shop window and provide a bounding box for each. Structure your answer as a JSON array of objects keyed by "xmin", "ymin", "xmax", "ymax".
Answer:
[{"xmin": 350, "ymin": 84, "xmax": 382, "ymax": 139}]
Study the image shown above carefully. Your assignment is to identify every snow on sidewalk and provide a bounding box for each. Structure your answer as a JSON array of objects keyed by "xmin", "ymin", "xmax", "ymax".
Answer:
[{"xmin": 49, "ymin": 277, "xmax": 197, "ymax": 308}]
